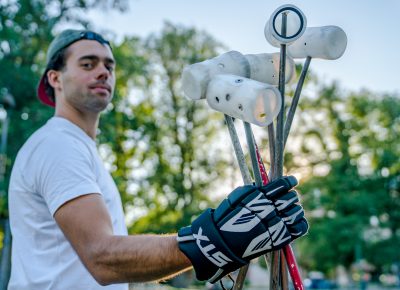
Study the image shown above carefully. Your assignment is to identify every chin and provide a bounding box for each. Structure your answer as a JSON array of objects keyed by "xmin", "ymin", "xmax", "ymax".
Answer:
[
  {"xmin": 84, "ymin": 100, "xmax": 110, "ymax": 113},
  {"xmin": 85, "ymin": 94, "xmax": 113, "ymax": 112}
]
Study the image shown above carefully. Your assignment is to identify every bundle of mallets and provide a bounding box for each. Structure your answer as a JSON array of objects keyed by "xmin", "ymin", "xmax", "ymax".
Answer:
[{"xmin": 181, "ymin": 4, "xmax": 347, "ymax": 290}]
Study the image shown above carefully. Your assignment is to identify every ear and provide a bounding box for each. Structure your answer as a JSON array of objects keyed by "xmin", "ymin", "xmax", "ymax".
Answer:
[{"xmin": 47, "ymin": 70, "xmax": 62, "ymax": 93}]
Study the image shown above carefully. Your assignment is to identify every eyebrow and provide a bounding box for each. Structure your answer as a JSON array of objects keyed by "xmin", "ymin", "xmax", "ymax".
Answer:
[{"xmin": 78, "ymin": 55, "xmax": 115, "ymax": 65}]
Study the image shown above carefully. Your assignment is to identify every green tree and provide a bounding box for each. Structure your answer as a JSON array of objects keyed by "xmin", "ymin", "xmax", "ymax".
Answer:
[{"xmin": 285, "ymin": 82, "xmax": 400, "ymax": 276}]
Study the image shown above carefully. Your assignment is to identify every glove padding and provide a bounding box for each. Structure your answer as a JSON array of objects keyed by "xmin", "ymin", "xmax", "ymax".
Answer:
[
  {"xmin": 177, "ymin": 176, "xmax": 308, "ymax": 283},
  {"xmin": 263, "ymin": 188, "xmax": 309, "ymax": 240}
]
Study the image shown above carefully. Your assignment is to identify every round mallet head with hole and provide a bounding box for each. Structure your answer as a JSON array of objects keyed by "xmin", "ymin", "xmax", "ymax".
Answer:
[
  {"xmin": 206, "ymin": 74, "xmax": 282, "ymax": 127},
  {"xmin": 264, "ymin": 4, "xmax": 307, "ymax": 47}
]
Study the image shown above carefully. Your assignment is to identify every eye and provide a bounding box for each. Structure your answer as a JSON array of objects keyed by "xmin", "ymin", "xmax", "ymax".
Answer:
[
  {"xmin": 106, "ymin": 64, "xmax": 115, "ymax": 72},
  {"xmin": 81, "ymin": 62, "xmax": 93, "ymax": 69}
]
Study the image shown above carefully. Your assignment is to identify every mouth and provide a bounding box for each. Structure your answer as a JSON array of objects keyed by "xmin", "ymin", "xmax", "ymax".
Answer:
[{"xmin": 89, "ymin": 84, "xmax": 112, "ymax": 94}]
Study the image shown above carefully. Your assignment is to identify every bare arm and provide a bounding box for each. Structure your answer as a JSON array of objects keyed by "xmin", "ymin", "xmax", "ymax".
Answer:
[{"xmin": 54, "ymin": 193, "xmax": 192, "ymax": 285}]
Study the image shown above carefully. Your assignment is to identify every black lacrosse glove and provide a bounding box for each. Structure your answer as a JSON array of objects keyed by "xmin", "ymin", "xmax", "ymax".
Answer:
[
  {"xmin": 177, "ymin": 176, "xmax": 308, "ymax": 283},
  {"xmin": 262, "ymin": 187, "xmax": 308, "ymax": 240}
]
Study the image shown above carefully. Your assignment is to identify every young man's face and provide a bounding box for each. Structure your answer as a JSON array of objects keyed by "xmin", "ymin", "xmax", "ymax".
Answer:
[{"xmin": 55, "ymin": 39, "xmax": 116, "ymax": 113}]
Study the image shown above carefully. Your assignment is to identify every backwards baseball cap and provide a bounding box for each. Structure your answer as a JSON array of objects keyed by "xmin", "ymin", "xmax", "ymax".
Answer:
[{"xmin": 37, "ymin": 29, "xmax": 111, "ymax": 107}]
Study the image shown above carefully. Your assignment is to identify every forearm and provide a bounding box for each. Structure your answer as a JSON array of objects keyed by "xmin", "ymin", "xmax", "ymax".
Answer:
[
  {"xmin": 54, "ymin": 194, "xmax": 192, "ymax": 285},
  {"xmin": 89, "ymin": 234, "xmax": 192, "ymax": 284}
]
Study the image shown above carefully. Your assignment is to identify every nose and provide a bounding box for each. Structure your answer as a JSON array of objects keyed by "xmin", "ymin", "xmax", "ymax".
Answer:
[{"xmin": 96, "ymin": 63, "xmax": 111, "ymax": 80}]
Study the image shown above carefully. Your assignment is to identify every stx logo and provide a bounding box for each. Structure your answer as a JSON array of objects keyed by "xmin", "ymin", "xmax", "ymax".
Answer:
[{"xmin": 194, "ymin": 227, "xmax": 232, "ymax": 267}]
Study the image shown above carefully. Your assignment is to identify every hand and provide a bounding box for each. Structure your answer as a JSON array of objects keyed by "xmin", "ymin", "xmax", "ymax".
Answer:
[
  {"xmin": 263, "ymin": 185, "xmax": 308, "ymax": 241},
  {"xmin": 177, "ymin": 176, "xmax": 308, "ymax": 283}
]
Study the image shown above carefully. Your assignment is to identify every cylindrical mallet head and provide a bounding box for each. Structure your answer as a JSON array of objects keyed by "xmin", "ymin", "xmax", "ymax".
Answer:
[
  {"xmin": 244, "ymin": 53, "xmax": 296, "ymax": 84},
  {"xmin": 265, "ymin": 4, "xmax": 307, "ymax": 47},
  {"xmin": 182, "ymin": 51, "xmax": 296, "ymax": 101},
  {"xmin": 181, "ymin": 51, "xmax": 249, "ymax": 100},
  {"xmin": 287, "ymin": 26, "xmax": 347, "ymax": 60},
  {"xmin": 206, "ymin": 74, "xmax": 282, "ymax": 127}
]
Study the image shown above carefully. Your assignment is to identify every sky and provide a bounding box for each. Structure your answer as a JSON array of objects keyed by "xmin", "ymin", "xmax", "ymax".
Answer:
[{"xmin": 86, "ymin": 0, "xmax": 400, "ymax": 95}]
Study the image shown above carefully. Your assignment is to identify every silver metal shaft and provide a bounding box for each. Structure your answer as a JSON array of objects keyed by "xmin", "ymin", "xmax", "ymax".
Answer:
[
  {"xmin": 224, "ymin": 115, "xmax": 252, "ymax": 184},
  {"xmin": 224, "ymin": 115, "xmax": 252, "ymax": 290},
  {"xmin": 284, "ymin": 56, "xmax": 312, "ymax": 147},
  {"xmin": 243, "ymin": 122, "xmax": 263, "ymax": 187}
]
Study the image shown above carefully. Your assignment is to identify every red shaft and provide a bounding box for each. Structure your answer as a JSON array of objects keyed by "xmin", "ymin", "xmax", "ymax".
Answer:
[
  {"xmin": 255, "ymin": 146, "xmax": 304, "ymax": 290},
  {"xmin": 283, "ymin": 244, "xmax": 304, "ymax": 290}
]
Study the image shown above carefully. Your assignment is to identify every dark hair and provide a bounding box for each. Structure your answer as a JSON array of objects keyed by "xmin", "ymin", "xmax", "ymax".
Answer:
[{"xmin": 43, "ymin": 47, "xmax": 69, "ymax": 101}]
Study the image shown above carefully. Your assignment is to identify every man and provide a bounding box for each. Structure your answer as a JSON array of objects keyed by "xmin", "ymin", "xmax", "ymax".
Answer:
[{"xmin": 8, "ymin": 29, "xmax": 308, "ymax": 289}]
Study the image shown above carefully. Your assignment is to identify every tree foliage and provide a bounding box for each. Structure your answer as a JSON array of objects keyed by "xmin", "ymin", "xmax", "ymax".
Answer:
[
  {"xmin": 99, "ymin": 22, "xmax": 230, "ymax": 234},
  {"xmin": 286, "ymin": 82, "xmax": 400, "ymax": 275}
]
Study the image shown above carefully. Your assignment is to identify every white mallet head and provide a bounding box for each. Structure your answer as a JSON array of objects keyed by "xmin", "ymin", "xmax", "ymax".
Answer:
[
  {"xmin": 181, "ymin": 51, "xmax": 249, "ymax": 100},
  {"xmin": 206, "ymin": 74, "xmax": 282, "ymax": 127},
  {"xmin": 265, "ymin": 4, "xmax": 307, "ymax": 46},
  {"xmin": 287, "ymin": 26, "xmax": 347, "ymax": 60},
  {"xmin": 182, "ymin": 51, "xmax": 296, "ymax": 101},
  {"xmin": 245, "ymin": 53, "xmax": 296, "ymax": 84}
]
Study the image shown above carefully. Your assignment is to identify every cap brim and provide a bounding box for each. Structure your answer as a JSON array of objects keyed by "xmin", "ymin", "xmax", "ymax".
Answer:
[{"xmin": 37, "ymin": 73, "xmax": 55, "ymax": 107}]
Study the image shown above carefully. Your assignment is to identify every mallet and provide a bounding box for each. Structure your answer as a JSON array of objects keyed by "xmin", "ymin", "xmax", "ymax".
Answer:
[{"xmin": 264, "ymin": 4, "xmax": 307, "ymax": 289}]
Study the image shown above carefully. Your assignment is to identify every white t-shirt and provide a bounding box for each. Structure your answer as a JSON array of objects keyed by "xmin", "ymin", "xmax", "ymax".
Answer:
[{"xmin": 8, "ymin": 117, "xmax": 129, "ymax": 290}]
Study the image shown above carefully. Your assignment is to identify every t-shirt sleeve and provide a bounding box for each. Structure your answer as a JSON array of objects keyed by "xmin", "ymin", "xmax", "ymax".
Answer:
[{"xmin": 32, "ymin": 134, "xmax": 102, "ymax": 216}]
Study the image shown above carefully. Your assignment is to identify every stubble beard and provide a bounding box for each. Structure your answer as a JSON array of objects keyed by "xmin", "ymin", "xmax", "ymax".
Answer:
[
  {"xmin": 83, "ymin": 91, "xmax": 112, "ymax": 112},
  {"xmin": 71, "ymin": 89, "xmax": 113, "ymax": 113}
]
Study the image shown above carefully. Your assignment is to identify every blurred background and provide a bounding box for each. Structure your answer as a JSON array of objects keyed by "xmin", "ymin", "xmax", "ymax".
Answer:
[{"xmin": 0, "ymin": 0, "xmax": 399, "ymax": 289}]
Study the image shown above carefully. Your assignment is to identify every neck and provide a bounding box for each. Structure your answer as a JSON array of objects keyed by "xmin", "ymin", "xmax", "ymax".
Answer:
[{"xmin": 55, "ymin": 102, "xmax": 100, "ymax": 140}]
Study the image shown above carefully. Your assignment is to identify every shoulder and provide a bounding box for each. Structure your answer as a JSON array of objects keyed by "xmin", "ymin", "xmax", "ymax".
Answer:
[
  {"xmin": 19, "ymin": 118, "xmax": 94, "ymax": 163},
  {"xmin": 18, "ymin": 131, "xmax": 85, "ymax": 167},
  {"xmin": 13, "ymin": 119, "xmax": 97, "ymax": 184}
]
